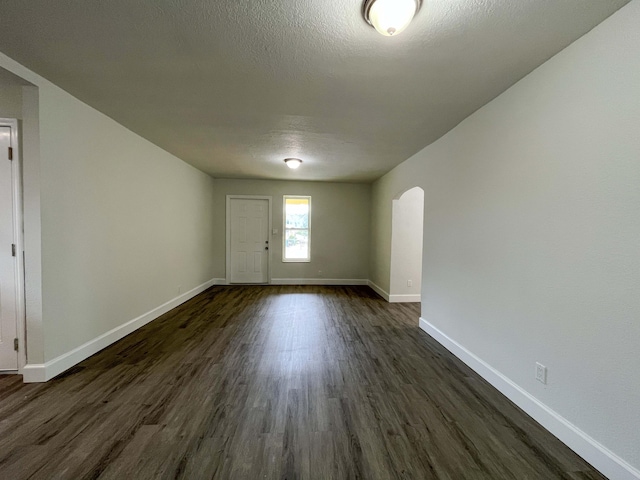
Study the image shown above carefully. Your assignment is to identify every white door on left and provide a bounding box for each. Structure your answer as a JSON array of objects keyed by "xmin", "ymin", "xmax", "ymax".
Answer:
[{"xmin": 0, "ymin": 126, "xmax": 18, "ymax": 371}]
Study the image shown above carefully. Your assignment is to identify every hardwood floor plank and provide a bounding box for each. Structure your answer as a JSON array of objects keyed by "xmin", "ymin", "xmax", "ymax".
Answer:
[{"xmin": 0, "ymin": 286, "xmax": 606, "ymax": 479}]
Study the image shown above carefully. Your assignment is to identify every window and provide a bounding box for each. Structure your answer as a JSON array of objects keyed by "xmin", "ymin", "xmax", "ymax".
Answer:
[{"xmin": 283, "ymin": 196, "xmax": 311, "ymax": 262}]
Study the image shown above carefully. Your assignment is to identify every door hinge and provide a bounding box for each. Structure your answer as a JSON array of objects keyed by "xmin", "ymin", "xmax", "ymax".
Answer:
[
  {"xmin": 12, "ymin": 244, "xmax": 16, "ymax": 257},
  {"xmin": 14, "ymin": 338, "xmax": 19, "ymax": 351},
  {"xmin": 8, "ymin": 147, "xmax": 13, "ymax": 160}
]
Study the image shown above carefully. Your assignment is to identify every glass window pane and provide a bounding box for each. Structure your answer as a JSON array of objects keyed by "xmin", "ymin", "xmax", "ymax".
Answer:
[
  {"xmin": 285, "ymin": 198, "xmax": 309, "ymax": 228},
  {"xmin": 285, "ymin": 229, "xmax": 309, "ymax": 259}
]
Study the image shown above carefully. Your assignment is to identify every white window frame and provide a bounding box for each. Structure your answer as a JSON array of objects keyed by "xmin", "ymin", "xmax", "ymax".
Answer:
[{"xmin": 282, "ymin": 195, "xmax": 311, "ymax": 263}]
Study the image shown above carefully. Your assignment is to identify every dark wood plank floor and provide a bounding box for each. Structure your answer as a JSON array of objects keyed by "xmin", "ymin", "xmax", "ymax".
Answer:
[{"xmin": 0, "ymin": 286, "xmax": 605, "ymax": 479}]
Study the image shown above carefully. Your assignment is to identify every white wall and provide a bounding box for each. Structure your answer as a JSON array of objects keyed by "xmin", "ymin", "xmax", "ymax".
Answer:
[
  {"xmin": 370, "ymin": 1, "xmax": 640, "ymax": 478},
  {"xmin": 0, "ymin": 84, "xmax": 22, "ymax": 119},
  {"xmin": 213, "ymin": 178, "xmax": 371, "ymax": 283},
  {"xmin": 389, "ymin": 187, "xmax": 423, "ymax": 302},
  {"xmin": 0, "ymin": 52, "xmax": 218, "ymax": 376}
]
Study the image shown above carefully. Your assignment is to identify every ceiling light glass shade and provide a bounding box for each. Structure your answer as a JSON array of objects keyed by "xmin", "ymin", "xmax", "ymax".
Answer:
[
  {"xmin": 284, "ymin": 158, "xmax": 302, "ymax": 169},
  {"xmin": 364, "ymin": 0, "xmax": 421, "ymax": 37}
]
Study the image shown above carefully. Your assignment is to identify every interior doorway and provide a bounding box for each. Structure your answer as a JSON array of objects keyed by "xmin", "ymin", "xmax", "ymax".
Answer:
[
  {"xmin": 389, "ymin": 186, "xmax": 424, "ymax": 303},
  {"xmin": 226, "ymin": 196, "xmax": 272, "ymax": 284},
  {"xmin": 0, "ymin": 119, "xmax": 24, "ymax": 372}
]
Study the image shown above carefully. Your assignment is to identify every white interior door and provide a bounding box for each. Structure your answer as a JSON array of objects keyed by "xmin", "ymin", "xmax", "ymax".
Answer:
[
  {"xmin": 229, "ymin": 198, "xmax": 269, "ymax": 283},
  {"xmin": 0, "ymin": 126, "xmax": 18, "ymax": 371}
]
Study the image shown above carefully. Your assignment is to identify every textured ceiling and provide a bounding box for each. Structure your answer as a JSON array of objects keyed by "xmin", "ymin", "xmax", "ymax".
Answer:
[{"xmin": 0, "ymin": 0, "xmax": 630, "ymax": 182}]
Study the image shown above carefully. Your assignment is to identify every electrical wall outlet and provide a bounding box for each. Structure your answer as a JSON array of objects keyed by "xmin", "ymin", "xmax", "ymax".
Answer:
[
  {"xmin": 407, "ymin": 280, "xmax": 413, "ymax": 287},
  {"xmin": 535, "ymin": 362, "xmax": 547, "ymax": 384}
]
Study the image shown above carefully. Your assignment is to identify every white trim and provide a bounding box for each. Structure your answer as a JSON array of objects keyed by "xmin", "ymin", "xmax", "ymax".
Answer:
[
  {"xmin": 271, "ymin": 278, "xmax": 368, "ymax": 286},
  {"xmin": 225, "ymin": 195, "xmax": 272, "ymax": 285},
  {"xmin": 212, "ymin": 278, "xmax": 226, "ymax": 285},
  {"xmin": 0, "ymin": 118, "xmax": 27, "ymax": 373},
  {"xmin": 22, "ymin": 278, "xmax": 218, "ymax": 383},
  {"xmin": 367, "ymin": 280, "xmax": 390, "ymax": 301},
  {"xmin": 389, "ymin": 294, "xmax": 421, "ymax": 303},
  {"xmin": 418, "ymin": 317, "xmax": 640, "ymax": 480}
]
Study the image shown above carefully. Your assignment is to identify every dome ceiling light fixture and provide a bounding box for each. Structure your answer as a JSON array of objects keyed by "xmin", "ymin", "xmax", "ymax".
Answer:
[
  {"xmin": 284, "ymin": 158, "xmax": 303, "ymax": 169},
  {"xmin": 363, "ymin": 0, "xmax": 422, "ymax": 37}
]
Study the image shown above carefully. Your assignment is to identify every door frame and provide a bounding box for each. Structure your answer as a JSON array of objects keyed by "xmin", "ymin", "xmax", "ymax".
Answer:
[
  {"xmin": 0, "ymin": 118, "xmax": 26, "ymax": 373},
  {"xmin": 225, "ymin": 195, "xmax": 272, "ymax": 285}
]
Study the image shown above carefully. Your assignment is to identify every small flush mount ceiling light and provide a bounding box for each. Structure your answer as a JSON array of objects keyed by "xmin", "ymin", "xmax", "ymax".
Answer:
[
  {"xmin": 363, "ymin": 0, "xmax": 422, "ymax": 37},
  {"xmin": 284, "ymin": 158, "xmax": 303, "ymax": 169}
]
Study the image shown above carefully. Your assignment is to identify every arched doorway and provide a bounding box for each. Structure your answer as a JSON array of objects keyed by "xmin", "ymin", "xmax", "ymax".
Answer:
[{"xmin": 389, "ymin": 186, "xmax": 424, "ymax": 303}]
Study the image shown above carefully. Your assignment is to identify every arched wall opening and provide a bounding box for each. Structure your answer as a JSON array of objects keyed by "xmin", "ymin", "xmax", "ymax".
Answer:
[{"xmin": 389, "ymin": 186, "xmax": 424, "ymax": 303}]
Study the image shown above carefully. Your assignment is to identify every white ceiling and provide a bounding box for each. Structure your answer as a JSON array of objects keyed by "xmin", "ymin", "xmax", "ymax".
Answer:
[{"xmin": 0, "ymin": 0, "xmax": 630, "ymax": 182}]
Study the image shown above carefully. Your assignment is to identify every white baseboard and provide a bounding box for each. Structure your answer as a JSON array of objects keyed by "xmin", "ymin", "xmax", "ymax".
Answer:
[
  {"xmin": 418, "ymin": 317, "xmax": 640, "ymax": 480},
  {"xmin": 212, "ymin": 278, "xmax": 226, "ymax": 285},
  {"xmin": 22, "ymin": 278, "xmax": 219, "ymax": 383},
  {"xmin": 270, "ymin": 278, "xmax": 368, "ymax": 286},
  {"xmin": 367, "ymin": 281, "xmax": 390, "ymax": 301},
  {"xmin": 389, "ymin": 294, "xmax": 421, "ymax": 303}
]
